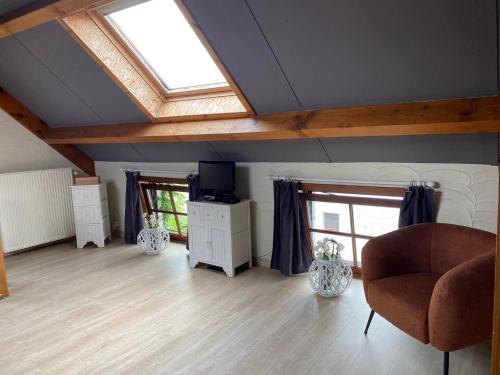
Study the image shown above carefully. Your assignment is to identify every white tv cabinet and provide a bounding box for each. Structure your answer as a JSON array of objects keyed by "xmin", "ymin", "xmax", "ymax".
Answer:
[{"xmin": 187, "ymin": 200, "xmax": 252, "ymax": 277}]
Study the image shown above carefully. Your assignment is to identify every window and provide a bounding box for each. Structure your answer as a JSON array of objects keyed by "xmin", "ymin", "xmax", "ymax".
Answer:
[
  {"xmin": 106, "ymin": 0, "xmax": 228, "ymax": 93},
  {"xmin": 323, "ymin": 213, "xmax": 340, "ymax": 231},
  {"xmin": 299, "ymin": 183, "xmax": 404, "ymax": 275},
  {"xmin": 139, "ymin": 176, "xmax": 189, "ymax": 242}
]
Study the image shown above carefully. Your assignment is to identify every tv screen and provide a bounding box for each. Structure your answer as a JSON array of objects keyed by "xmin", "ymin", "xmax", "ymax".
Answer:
[{"xmin": 199, "ymin": 161, "xmax": 235, "ymax": 195}]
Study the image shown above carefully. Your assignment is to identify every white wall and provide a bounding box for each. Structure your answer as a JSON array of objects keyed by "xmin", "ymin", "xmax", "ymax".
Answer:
[
  {"xmin": 0, "ymin": 109, "xmax": 76, "ymax": 173},
  {"xmin": 96, "ymin": 161, "xmax": 498, "ymax": 266}
]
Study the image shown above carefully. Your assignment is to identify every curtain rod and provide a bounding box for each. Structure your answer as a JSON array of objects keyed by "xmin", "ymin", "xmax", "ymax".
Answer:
[
  {"xmin": 268, "ymin": 175, "xmax": 437, "ymax": 188},
  {"xmin": 120, "ymin": 168, "xmax": 196, "ymax": 176}
]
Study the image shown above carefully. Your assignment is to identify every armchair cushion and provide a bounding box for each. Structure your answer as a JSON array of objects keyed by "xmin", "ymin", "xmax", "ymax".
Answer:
[
  {"xmin": 367, "ymin": 273, "xmax": 440, "ymax": 343},
  {"xmin": 362, "ymin": 224, "xmax": 433, "ymax": 297}
]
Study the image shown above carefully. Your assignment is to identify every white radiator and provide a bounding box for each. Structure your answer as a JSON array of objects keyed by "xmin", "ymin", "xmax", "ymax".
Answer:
[{"xmin": 0, "ymin": 168, "xmax": 75, "ymax": 253}]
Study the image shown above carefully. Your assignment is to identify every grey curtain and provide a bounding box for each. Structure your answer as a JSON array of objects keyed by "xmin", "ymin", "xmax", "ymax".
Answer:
[
  {"xmin": 271, "ymin": 180, "xmax": 311, "ymax": 276},
  {"xmin": 187, "ymin": 174, "xmax": 201, "ymax": 201},
  {"xmin": 399, "ymin": 185, "xmax": 434, "ymax": 228},
  {"xmin": 124, "ymin": 171, "xmax": 144, "ymax": 244}
]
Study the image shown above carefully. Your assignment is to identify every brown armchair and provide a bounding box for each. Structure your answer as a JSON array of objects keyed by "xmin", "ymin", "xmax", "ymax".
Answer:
[{"xmin": 361, "ymin": 223, "xmax": 495, "ymax": 375}]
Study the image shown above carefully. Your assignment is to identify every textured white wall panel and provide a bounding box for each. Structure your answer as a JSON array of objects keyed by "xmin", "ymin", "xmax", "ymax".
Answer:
[{"xmin": 96, "ymin": 161, "xmax": 498, "ymax": 265}]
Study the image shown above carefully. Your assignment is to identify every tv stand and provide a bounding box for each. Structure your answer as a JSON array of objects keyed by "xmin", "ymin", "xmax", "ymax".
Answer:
[
  {"xmin": 187, "ymin": 200, "xmax": 251, "ymax": 277},
  {"xmin": 202, "ymin": 195, "xmax": 240, "ymax": 204}
]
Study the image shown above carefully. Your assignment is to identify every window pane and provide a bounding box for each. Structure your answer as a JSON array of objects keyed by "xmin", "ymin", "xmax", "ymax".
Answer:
[
  {"xmin": 355, "ymin": 237, "xmax": 370, "ymax": 266},
  {"xmin": 308, "ymin": 201, "xmax": 351, "ymax": 233},
  {"xmin": 108, "ymin": 0, "xmax": 227, "ymax": 90},
  {"xmin": 159, "ymin": 213, "xmax": 178, "ymax": 233},
  {"xmin": 352, "ymin": 205, "xmax": 399, "ymax": 237},
  {"xmin": 172, "ymin": 191, "xmax": 188, "ymax": 213},
  {"xmin": 156, "ymin": 190, "xmax": 173, "ymax": 211},
  {"xmin": 178, "ymin": 215, "xmax": 188, "ymax": 235},
  {"xmin": 311, "ymin": 232, "xmax": 354, "ymax": 265}
]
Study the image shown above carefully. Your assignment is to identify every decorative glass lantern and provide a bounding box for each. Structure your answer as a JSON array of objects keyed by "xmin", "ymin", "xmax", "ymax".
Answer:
[
  {"xmin": 137, "ymin": 227, "xmax": 170, "ymax": 255},
  {"xmin": 137, "ymin": 214, "xmax": 170, "ymax": 255},
  {"xmin": 308, "ymin": 238, "xmax": 353, "ymax": 297}
]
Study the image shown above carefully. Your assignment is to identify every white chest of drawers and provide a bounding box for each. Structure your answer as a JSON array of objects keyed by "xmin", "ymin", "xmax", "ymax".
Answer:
[
  {"xmin": 70, "ymin": 183, "xmax": 111, "ymax": 248},
  {"xmin": 187, "ymin": 200, "xmax": 252, "ymax": 277}
]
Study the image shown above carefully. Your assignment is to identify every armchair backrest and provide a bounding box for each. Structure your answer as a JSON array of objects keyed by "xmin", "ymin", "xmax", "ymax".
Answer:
[{"xmin": 429, "ymin": 223, "xmax": 496, "ymax": 275}]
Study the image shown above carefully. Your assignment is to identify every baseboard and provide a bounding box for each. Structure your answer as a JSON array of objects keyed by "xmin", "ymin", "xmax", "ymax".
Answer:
[
  {"xmin": 254, "ymin": 256, "xmax": 271, "ymax": 268},
  {"xmin": 4, "ymin": 236, "xmax": 76, "ymax": 256}
]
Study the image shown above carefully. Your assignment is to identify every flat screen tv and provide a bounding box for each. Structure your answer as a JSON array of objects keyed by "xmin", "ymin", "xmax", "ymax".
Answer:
[{"xmin": 199, "ymin": 161, "xmax": 236, "ymax": 196}]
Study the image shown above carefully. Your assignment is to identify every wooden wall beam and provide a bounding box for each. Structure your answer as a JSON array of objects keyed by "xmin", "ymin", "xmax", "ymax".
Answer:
[
  {"xmin": 0, "ymin": 0, "xmax": 110, "ymax": 38},
  {"xmin": 491, "ymin": 133, "xmax": 500, "ymax": 374},
  {"xmin": 0, "ymin": 235, "xmax": 8, "ymax": 298},
  {"xmin": 0, "ymin": 87, "xmax": 96, "ymax": 176},
  {"xmin": 43, "ymin": 96, "xmax": 500, "ymax": 144}
]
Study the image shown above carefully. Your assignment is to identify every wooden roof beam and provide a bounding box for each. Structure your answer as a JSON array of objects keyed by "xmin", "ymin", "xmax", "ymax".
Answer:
[
  {"xmin": 0, "ymin": 87, "xmax": 96, "ymax": 176},
  {"xmin": 0, "ymin": 0, "xmax": 110, "ymax": 38},
  {"xmin": 43, "ymin": 96, "xmax": 500, "ymax": 144}
]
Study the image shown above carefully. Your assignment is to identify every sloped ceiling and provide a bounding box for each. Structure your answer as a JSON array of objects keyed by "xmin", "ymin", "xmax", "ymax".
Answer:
[
  {"xmin": 0, "ymin": 1, "xmax": 498, "ymax": 165},
  {"xmin": 185, "ymin": 0, "xmax": 499, "ymax": 114},
  {"xmin": 76, "ymin": 134, "xmax": 498, "ymax": 165},
  {"xmin": 1, "ymin": 0, "xmax": 498, "ymax": 122},
  {"xmin": 0, "ymin": 21, "xmax": 147, "ymax": 127}
]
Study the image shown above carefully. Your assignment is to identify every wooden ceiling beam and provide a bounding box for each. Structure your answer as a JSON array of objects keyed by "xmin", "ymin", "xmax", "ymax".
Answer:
[
  {"xmin": 0, "ymin": 0, "xmax": 110, "ymax": 38},
  {"xmin": 0, "ymin": 87, "xmax": 96, "ymax": 176},
  {"xmin": 43, "ymin": 96, "xmax": 500, "ymax": 144}
]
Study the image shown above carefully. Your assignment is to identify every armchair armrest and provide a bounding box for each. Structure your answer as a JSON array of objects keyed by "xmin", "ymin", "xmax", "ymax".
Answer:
[
  {"xmin": 428, "ymin": 251, "xmax": 495, "ymax": 352},
  {"xmin": 362, "ymin": 224, "xmax": 433, "ymax": 297}
]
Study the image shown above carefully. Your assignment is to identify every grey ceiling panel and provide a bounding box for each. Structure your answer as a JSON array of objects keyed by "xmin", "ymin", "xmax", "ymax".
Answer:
[
  {"xmin": 0, "ymin": 35, "xmax": 101, "ymax": 126},
  {"xmin": 183, "ymin": 0, "xmax": 300, "ymax": 114},
  {"xmin": 131, "ymin": 143, "xmax": 222, "ymax": 162},
  {"xmin": 0, "ymin": 21, "xmax": 147, "ymax": 127},
  {"xmin": 76, "ymin": 144, "xmax": 147, "ymax": 162},
  {"xmin": 321, "ymin": 134, "xmax": 498, "ymax": 165},
  {"xmin": 0, "ymin": 0, "xmax": 38, "ymax": 17},
  {"xmin": 246, "ymin": 0, "xmax": 498, "ymax": 109},
  {"xmin": 209, "ymin": 139, "xmax": 330, "ymax": 162},
  {"xmin": 14, "ymin": 22, "xmax": 147, "ymax": 126},
  {"xmin": 76, "ymin": 134, "xmax": 496, "ymax": 164}
]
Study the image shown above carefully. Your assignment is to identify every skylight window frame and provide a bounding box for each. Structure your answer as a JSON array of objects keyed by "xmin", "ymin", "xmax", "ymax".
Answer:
[
  {"xmin": 59, "ymin": 2, "xmax": 253, "ymax": 122},
  {"xmin": 97, "ymin": 0, "xmax": 234, "ymax": 98}
]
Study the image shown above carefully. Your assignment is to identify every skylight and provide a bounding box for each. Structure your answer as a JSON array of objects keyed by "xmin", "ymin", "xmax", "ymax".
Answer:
[{"xmin": 107, "ymin": 0, "xmax": 228, "ymax": 92}]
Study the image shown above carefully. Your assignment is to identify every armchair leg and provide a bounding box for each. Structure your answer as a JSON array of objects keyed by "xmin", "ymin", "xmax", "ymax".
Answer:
[
  {"xmin": 364, "ymin": 309, "xmax": 375, "ymax": 335},
  {"xmin": 443, "ymin": 352, "xmax": 449, "ymax": 375}
]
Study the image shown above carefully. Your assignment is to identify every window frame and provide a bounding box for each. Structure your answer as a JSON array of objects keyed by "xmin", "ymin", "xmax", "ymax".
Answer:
[
  {"xmin": 299, "ymin": 183, "xmax": 404, "ymax": 276},
  {"xmin": 97, "ymin": 0, "xmax": 233, "ymax": 98},
  {"xmin": 139, "ymin": 176, "xmax": 189, "ymax": 242}
]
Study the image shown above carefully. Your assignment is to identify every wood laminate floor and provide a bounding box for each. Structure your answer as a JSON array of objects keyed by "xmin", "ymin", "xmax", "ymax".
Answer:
[{"xmin": 0, "ymin": 240, "xmax": 491, "ymax": 375}]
